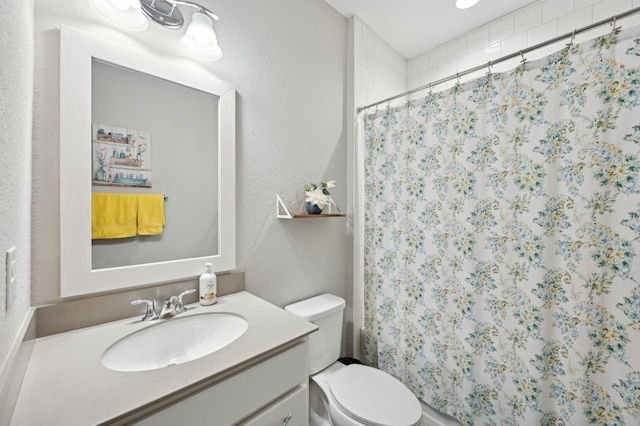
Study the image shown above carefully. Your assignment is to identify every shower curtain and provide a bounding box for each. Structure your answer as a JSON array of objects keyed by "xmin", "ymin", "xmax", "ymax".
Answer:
[{"xmin": 363, "ymin": 26, "xmax": 640, "ymax": 426}]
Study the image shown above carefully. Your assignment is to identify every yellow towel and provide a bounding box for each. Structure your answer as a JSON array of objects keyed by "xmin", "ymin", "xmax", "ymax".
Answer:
[
  {"xmin": 91, "ymin": 193, "xmax": 138, "ymax": 239},
  {"xmin": 137, "ymin": 194, "xmax": 165, "ymax": 235}
]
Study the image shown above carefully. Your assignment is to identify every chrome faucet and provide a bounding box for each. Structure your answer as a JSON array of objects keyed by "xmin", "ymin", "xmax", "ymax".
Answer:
[
  {"xmin": 130, "ymin": 299, "xmax": 158, "ymax": 321},
  {"xmin": 175, "ymin": 288, "xmax": 196, "ymax": 314},
  {"xmin": 131, "ymin": 289, "xmax": 196, "ymax": 321},
  {"xmin": 159, "ymin": 295, "xmax": 180, "ymax": 318}
]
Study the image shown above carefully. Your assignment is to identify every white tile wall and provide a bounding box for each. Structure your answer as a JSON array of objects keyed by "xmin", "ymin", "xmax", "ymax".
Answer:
[
  {"xmin": 576, "ymin": 0, "xmax": 603, "ymax": 9},
  {"xmin": 354, "ymin": 17, "xmax": 407, "ymax": 108},
  {"xmin": 558, "ymin": 7, "xmax": 593, "ymax": 35},
  {"xmin": 490, "ymin": 16, "xmax": 516, "ymax": 43},
  {"xmin": 429, "ymin": 45, "xmax": 448, "ymax": 69},
  {"xmin": 528, "ymin": 20, "xmax": 559, "ymax": 46},
  {"xmin": 543, "ymin": 1, "xmax": 575, "ymax": 22},
  {"xmin": 407, "ymin": 0, "xmax": 639, "ymax": 91},
  {"xmin": 352, "ymin": 16, "xmax": 407, "ymax": 358},
  {"xmin": 447, "ymin": 38, "xmax": 468, "ymax": 62},
  {"xmin": 593, "ymin": 0, "xmax": 633, "ymax": 20},
  {"xmin": 514, "ymin": 5, "xmax": 542, "ymax": 35}
]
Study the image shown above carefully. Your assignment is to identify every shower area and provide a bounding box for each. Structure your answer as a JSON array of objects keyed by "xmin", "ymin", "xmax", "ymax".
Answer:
[{"xmin": 355, "ymin": 5, "xmax": 640, "ymax": 426}]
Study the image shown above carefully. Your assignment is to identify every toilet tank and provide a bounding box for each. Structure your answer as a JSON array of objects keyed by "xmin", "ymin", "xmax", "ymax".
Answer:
[{"xmin": 285, "ymin": 294, "xmax": 345, "ymax": 374}]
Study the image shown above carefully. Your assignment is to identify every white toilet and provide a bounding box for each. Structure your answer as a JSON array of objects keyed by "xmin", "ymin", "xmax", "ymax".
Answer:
[{"xmin": 285, "ymin": 294, "xmax": 423, "ymax": 426}]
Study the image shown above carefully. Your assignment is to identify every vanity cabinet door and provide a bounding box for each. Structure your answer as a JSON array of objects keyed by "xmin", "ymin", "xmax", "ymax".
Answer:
[
  {"xmin": 240, "ymin": 384, "xmax": 308, "ymax": 426},
  {"xmin": 134, "ymin": 342, "xmax": 308, "ymax": 425}
]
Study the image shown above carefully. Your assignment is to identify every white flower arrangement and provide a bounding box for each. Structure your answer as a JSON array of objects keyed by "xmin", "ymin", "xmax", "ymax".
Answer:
[
  {"xmin": 136, "ymin": 142, "xmax": 147, "ymax": 156},
  {"xmin": 304, "ymin": 180, "xmax": 335, "ymax": 209},
  {"xmin": 95, "ymin": 147, "xmax": 108, "ymax": 167}
]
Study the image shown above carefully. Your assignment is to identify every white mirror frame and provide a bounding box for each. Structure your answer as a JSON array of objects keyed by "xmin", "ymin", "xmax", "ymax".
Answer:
[{"xmin": 60, "ymin": 26, "xmax": 236, "ymax": 297}]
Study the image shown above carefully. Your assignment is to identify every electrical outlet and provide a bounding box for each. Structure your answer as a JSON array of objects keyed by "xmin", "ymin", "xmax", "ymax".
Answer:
[{"xmin": 6, "ymin": 247, "xmax": 17, "ymax": 310}]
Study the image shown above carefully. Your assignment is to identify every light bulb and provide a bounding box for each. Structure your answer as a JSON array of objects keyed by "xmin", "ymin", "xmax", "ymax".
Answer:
[
  {"xmin": 89, "ymin": 0, "xmax": 148, "ymax": 31},
  {"xmin": 456, "ymin": 0, "xmax": 480, "ymax": 9},
  {"xmin": 110, "ymin": 0, "xmax": 132, "ymax": 11},
  {"xmin": 179, "ymin": 12, "xmax": 222, "ymax": 61},
  {"xmin": 193, "ymin": 35, "xmax": 210, "ymax": 47}
]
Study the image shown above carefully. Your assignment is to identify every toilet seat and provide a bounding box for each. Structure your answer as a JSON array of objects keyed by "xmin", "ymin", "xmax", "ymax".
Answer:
[{"xmin": 328, "ymin": 364, "xmax": 422, "ymax": 426}]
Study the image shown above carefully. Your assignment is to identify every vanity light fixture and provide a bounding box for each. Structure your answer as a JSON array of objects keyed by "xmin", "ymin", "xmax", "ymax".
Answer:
[
  {"xmin": 455, "ymin": 0, "xmax": 480, "ymax": 9},
  {"xmin": 88, "ymin": 0, "xmax": 223, "ymax": 61},
  {"xmin": 88, "ymin": 0, "xmax": 149, "ymax": 31}
]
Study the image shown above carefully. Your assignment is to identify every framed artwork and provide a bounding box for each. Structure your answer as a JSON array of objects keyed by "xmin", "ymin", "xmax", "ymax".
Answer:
[{"xmin": 92, "ymin": 123, "xmax": 152, "ymax": 187}]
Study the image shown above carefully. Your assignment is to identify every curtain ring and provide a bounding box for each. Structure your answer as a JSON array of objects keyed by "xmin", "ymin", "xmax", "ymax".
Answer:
[
  {"xmin": 486, "ymin": 60, "xmax": 493, "ymax": 77},
  {"xmin": 610, "ymin": 16, "xmax": 620, "ymax": 33},
  {"xmin": 520, "ymin": 50, "xmax": 527, "ymax": 65},
  {"xmin": 566, "ymin": 30, "xmax": 575, "ymax": 48}
]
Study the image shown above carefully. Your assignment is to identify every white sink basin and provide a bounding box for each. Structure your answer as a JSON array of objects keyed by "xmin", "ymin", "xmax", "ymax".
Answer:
[{"xmin": 102, "ymin": 312, "xmax": 248, "ymax": 372}]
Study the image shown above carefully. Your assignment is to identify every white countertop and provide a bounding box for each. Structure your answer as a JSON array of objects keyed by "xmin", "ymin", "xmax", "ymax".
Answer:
[{"xmin": 11, "ymin": 291, "xmax": 317, "ymax": 425}]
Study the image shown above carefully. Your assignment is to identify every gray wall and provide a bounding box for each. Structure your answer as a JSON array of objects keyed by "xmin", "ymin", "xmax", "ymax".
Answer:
[
  {"xmin": 32, "ymin": 0, "xmax": 349, "ymax": 310},
  {"xmin": 0, "ymin": 0, "xmax": 34, "ymax": 369}
]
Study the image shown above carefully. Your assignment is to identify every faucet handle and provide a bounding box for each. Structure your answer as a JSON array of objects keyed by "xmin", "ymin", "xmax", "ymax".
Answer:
[
  {"xmin": 175, "ymin": 289, "xmax": 197, "ymax": 314},
  {"xmin": 131, "ymin": 299, "xmax": 158, "ymax": 321}
]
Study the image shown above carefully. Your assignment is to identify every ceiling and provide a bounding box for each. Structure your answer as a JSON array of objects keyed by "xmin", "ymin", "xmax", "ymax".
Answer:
[{"xmin": 323, "ymin": 0, "xmax": 538, "ymax": 59}]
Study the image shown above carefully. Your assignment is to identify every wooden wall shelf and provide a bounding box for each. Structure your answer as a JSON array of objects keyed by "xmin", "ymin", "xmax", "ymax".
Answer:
[{"xmin": 276, "ymin": 194, "xmax": 345, "ymax": 219}]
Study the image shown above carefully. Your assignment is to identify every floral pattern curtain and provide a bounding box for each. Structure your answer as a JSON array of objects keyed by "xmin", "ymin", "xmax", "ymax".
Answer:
[{"xmin": 363, "ymin": 27, "xmax": 640, "ymax": 426}]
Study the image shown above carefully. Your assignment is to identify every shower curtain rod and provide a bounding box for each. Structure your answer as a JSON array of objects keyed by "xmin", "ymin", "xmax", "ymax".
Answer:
[{"xmin": 358, "ymin": 6, "xmax": 640, "ymax": 112}]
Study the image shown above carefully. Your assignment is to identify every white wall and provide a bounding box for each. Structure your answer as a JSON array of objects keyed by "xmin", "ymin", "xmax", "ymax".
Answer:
[
  {"xmin": 0, "ymin": 0, "xmax": 33, "ymax": 371},
  {"xmin": 408, "ymin": 0, "xmax": 640, "ymax": 92},
  {"xmin": 349, "ymin": 16, "xmax": 407, "ymax": 357},
  {"xmin": 32, "ymin": 0, "xmax": 349, "ymax": 310}
]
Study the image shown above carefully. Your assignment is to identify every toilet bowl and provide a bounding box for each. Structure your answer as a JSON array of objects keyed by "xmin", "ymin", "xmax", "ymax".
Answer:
[
  {"xmin": 310, "ymin": 361, "xmax": 422, "ymax": 426},
  {"xmin": 285, "ymin": 294, "xmax": 422, "ymax": 426}
]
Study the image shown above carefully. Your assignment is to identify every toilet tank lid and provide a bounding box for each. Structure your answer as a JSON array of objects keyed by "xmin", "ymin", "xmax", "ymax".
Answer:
[{"xmin": 285, "ymin": 293, "xmax": 345, "ymax": 321}]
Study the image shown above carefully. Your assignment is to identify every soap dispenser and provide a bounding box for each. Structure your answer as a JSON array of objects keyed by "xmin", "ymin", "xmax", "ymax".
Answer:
[{"xmin": 199, "ymin": 262, "xmax": 217, "ymax": 306}]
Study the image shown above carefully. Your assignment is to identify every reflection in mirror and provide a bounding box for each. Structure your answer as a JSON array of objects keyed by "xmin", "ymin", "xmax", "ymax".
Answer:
[
  {"xmin": 91, "ymin": 60, "xmax": 219, "ymax": 269},
  {"xmin": 60, "ymin": 26, "xmax": 236, "ymax": 297}
]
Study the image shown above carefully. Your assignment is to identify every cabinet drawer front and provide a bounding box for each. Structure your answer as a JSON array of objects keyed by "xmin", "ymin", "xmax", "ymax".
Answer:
[
  {"xmin": 241, "ymin": 384, "xmax": 308, "ymax": 426},
  {"xmin": 136, "ymin": 342, "xmax": 308, "ymax": 426}
]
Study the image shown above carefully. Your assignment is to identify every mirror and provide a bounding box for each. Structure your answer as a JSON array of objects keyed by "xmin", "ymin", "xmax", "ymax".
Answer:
[
  {"xmin": 91, "ymin": 60, "xmax": 219, "ymax": 269},
  {"xmin": 60, "ymin": 26, "xmax": 236, "ymax": 297}
]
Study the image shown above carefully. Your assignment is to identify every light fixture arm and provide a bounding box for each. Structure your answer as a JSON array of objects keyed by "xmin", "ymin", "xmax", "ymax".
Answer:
[{"xmin": 166, "ymin": 0, "xmax": 219, "ymax": 21}]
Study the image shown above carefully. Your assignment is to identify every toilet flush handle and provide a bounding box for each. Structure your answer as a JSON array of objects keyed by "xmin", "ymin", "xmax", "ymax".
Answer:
[{"xmin": 283, "ymin": 414, "xmax": 292, "ymax": 426}]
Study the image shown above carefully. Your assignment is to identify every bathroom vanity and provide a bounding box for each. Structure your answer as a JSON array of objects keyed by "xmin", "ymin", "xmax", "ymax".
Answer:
[{"xmin": 10, "ymin": 292, "xmax": 317, "ymax": 425}]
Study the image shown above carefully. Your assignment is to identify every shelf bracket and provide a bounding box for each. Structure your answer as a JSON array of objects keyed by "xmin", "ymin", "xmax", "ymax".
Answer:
[
  {"xmin": 276, "ymin": 193, "xmax": 293, "ymax": 219},
  {"xmin": 326, "ymin": 196, "xmax": 341, "ymax": 214}
]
